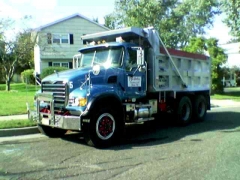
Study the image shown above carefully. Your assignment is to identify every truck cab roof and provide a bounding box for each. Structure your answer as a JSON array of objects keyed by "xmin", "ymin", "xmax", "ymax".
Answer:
[
  {"xmin": 81, "ymin": 27, "xmax": 145, "ymax": 43},
  {"xmin": 78, "ymin": 42, "xmax": 138, "ymax": 52}
]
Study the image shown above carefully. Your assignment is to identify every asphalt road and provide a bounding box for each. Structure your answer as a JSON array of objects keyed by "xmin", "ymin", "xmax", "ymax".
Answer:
[{"xmin": 1, "ymin": 106, "xmax": 240, "ymax": 180}]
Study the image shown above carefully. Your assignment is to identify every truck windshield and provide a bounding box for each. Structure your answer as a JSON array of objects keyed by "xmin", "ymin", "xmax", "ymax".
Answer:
[{"xmin": 79, "ymin": 46, "xmax": 123, "ymax": 68}]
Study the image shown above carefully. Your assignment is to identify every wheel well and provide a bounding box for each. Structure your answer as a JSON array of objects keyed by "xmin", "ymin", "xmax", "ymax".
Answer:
[
  {"xmin": 175, "ymin": 91, "xmax": 210, "ymax": 110},
  {"xmin": 88, "ymin": 95, "xmax": 124, "ymax": 117}
]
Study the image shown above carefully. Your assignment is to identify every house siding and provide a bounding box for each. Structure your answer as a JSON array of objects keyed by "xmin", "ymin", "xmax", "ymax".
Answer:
[{"xmin": 34, "ymin": 15, "xmax": 108, "ymax": 74}]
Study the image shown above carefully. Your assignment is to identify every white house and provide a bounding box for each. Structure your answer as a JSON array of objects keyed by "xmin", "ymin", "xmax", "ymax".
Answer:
[{"xmin": 33, "ymin": 13, "xmax": 109, "ymax": 74}]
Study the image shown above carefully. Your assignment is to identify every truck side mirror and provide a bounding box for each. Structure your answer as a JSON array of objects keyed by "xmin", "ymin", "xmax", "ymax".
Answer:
[
  {"xmin": 137, "ymin": 49, "xmax": 144, "ymax": 66},
  {"xmin": 73, "ymin": 54, "xmax": 81, "ymax": 69},
  {"xmin": 139, "ymin": 65, "xmax": 146, "ymax": 72}
]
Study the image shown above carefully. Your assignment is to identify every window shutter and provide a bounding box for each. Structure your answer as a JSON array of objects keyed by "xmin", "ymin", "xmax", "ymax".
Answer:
[
  {"xmin": 47, "ymin": 33, "xmax": 52, "ymax": 44},
  {"xmin": 69, "ymin": 62, "xmax": 73, "ymax": 69},
  {"xmin": 48, "ymin": 62, "xmax": 52, "ymax": 67},
  {"xmin": 70, "ymin": 34, "xmax": 74, "ymax": 44}
]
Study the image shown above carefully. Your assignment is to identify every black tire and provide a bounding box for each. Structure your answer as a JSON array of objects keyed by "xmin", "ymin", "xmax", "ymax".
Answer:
[
  {"xmin": 176, "ymin": 96, "xmax": 192, "ymax": 125},
  {"xmin": 38, "ymin": 124, "xmax": 67, "ymax": 138},
  {"xmin": 83, "ymin": 107, "xmax": 123, "ymax": 148},
  {"xmin": 193, "ymin": 95, "xmax": 207, "ymax": 122}
]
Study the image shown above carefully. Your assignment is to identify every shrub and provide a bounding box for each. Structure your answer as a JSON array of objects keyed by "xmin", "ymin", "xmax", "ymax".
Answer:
[
  {"xmin": 21, "ymin": 69, "xmax": 35, "ymax": 84},
  {"xmin": 40, "ymin": 67, "xmax": 69, "ymax": 79}
]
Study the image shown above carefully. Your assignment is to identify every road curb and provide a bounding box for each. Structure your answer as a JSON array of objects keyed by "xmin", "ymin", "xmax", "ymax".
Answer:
[{"xmin": 0, "ymin": 126, "xmax": 39, "ymax": 137}]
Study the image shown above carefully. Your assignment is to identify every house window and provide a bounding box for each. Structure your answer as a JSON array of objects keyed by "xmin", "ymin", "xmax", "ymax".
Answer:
[
  {"xmin": 52, "ymin": 62, "xmax": 69, "ymax": 68},
  {"xmin": 47, "ymin": 33, "xmax": 74, "ymax": 44},
  {"xmin": 53, "ymin": 62, "xmax": 61, "ymax": 67},
  {"xmin": 53, "ymin": 34, "xmax": 60, "ymax": 43},
  {"xmin": 61, "ymin": 35, "xmax": 69, "ymax": 43},
  {"xmin": 62, "ymin": 62, "xmax": 69, "ymax": 68}
]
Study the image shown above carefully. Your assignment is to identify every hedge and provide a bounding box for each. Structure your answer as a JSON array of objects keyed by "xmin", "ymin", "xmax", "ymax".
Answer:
[
  {"xmin": 40, "ymin": 67, "xmax": 69, "ymax": 79},
  {"xmin": 21, "ymin": 69, "xmax": 35, "ymax": 84}
]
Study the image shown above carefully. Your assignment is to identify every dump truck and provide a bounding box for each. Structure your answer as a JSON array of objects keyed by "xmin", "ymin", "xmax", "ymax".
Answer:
[{"xmin": 31, "ymin": 27, "xmax": 211, "ymax": 147}]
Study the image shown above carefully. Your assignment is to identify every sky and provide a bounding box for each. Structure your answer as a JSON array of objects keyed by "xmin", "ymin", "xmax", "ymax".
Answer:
[
  {"xmin": 0, "ymin": 0, "xmax": 233, "ymax": 44},
  {"xmin": 0, "ymin": 0, "xmax": 115, "ymax": 27}
]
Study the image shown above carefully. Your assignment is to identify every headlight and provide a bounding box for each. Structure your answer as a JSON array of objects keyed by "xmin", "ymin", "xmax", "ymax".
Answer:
[
  {"xmin": 78, "ymin": 97, "xmax": 87, "ymax": 107},
  {"xmin": 69, "ymin": 96, "xmax": 87, "ymax": 107}
]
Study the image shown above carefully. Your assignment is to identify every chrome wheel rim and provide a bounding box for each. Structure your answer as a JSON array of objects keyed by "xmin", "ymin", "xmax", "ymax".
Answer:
[{"xmin": 96, "ymin": 113, "xmax": 115, "ymax": 140}]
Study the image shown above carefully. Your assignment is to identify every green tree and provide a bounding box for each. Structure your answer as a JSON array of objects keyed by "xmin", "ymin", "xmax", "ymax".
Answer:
[
  {"xmin": 0, "ymin": 18, "xmax": 14, "ymax": 40},
  {"xmin": 15, "ymin": 31, "xmax": 34, "ymax": 70},
  {"xmin": 110, "ymin": 0, "xmax": 220, "ymax": 48},
  {"xmin": 221, "ymin": 0, "xmax": 240, "ymax": 39},
  {"xmin": 227, "ymin": 38, "xmax": 240, "ymax": 43},
  {"xmin": 92, "ymin": 17, "xmax": 99, "ymax": 23},
  {"xmin": 104, "ymin": 14, "xmax": 116, "ymax": 30},
  {"xmin": 183, "ymin": 37, "xmax": 207, "ymax": 54},
  {"xmin": 0, "ymin": 30, "xmax": 36, "ymax": 91},
  {"xmin": 183, "ymin": 37, "xmax": 227, "ymax": 93},
  {"xmin": 232, "ymin": 66, "xmax": 240, "ymax": 86}
]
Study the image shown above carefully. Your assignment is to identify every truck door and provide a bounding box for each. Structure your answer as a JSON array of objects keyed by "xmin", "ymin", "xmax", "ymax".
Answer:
[{"xmin": 123, "ymin": 47, "xmax": 147, "ymax": 97}]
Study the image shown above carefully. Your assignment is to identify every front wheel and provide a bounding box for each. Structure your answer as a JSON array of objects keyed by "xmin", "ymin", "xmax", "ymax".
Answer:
[{"xmin": 83, "ymin": 108, "xmax": 123, "ymax": 148}]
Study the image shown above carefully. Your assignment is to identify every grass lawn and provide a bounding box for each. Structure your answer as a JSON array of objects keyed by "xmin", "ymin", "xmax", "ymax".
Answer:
[
  {"xmin": 211, "ymin": 88, "xmax": 240, "ymax": 101},
  {"xmin": 0, "ymin": 83, "xmax": 40, "ymax": 116},
  {"xmin": 0, "ymin": 119, "xmax": 37, "ymax": 129},
  {"xmin": 0, "ymin": 83, "xmax": 240, "ymax": 116}
]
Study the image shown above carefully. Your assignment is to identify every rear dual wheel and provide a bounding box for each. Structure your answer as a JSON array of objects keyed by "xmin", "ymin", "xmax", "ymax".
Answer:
[
  {"xmin": 193, "ymin": 95, "xmax": 207, "ymax": 122},
  {"xmin": 176, "ymin": 95, "xmax": 207, "ymax": 125},
  {"xmin": 176, "ymin": 96, "xmax": 192, "ymax": 125}
]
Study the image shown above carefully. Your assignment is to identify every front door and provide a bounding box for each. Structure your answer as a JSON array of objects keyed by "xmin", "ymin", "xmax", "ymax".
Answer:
[{"xmin": 123, "ymin": 47, "xmax": 146, "ymax": 98}]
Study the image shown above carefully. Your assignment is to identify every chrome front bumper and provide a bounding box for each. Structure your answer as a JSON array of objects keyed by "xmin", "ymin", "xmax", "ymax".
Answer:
[{"xmin": 28, "ymin": 92, "xmax": 81, "ymax": 131}]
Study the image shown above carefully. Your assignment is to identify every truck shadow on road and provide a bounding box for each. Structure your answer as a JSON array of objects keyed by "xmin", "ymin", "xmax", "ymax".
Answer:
[
  {"xmin": 61, "ymin": 110, "xmax": 240, "ymax": 150},
  {"xmin": 113, "ymin": 111, "xmax": 240, "ymax": 149}
]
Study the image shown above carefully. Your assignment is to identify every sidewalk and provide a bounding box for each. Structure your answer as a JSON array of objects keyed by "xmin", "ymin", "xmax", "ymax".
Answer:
[
  {"xmin": 0, "ymin": 114, "xmax": 28, "ymax": 121},
  {"xmin": 211, "ymin": 99, "xmax": 240, "ymax": 108}
]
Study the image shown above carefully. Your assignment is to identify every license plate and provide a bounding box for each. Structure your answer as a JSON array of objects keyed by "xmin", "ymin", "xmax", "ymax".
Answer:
[{"xmin": 42, "ymin": 118, "xmax": 49, "ymax": 125}]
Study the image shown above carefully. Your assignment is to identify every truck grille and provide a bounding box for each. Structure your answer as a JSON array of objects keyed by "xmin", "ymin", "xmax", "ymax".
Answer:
[{"xmin": 41, "ymin": 81, "xmax": 68, "ymax": 111}]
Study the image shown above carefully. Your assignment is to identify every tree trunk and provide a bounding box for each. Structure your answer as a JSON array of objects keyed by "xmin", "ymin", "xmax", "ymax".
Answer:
[
  {"xmin": 5, "ymin": 79, "xmax": 11, "ymax": 91},
  {"xmin": 3, "ymin": 62, "xmax": 15, "ymax": 91}
]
